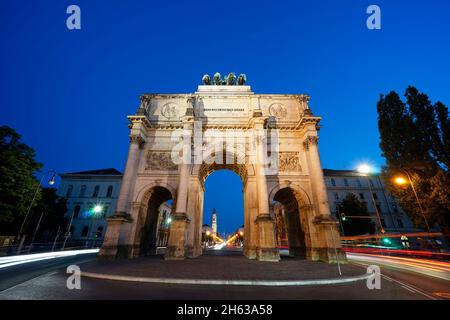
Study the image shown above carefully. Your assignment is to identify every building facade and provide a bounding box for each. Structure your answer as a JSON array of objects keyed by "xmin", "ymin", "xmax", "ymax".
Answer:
[
  {"xmin": 57, "ymin": 169, "xmax": 123, "ymax": 242},
  {"xmin": 323, "ymin": 169, "xmax": 414, "ymax": 232},
  {"xmin": 100, "ymin": 78, "xmax": 345, "ymax": 263}
]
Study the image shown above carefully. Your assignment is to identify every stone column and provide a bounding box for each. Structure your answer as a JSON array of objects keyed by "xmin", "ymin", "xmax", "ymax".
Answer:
[
  {"xmin": 99, "ymin": 133, "xmax": 144, "ymax": 259},
  {"xmin": 165, "ymin": 120, "xmax": 192, "ymax": 260},
  {"xmin": 303, "ymin": 135, "xmax": 346, "ymax": 263},
  {"xmin": 117, "ymin": 134, "xmax": 145, "ymax": 215},
  {"xmin": 253, "ymin": 117, "xmax": 279, "ymax": 262},
  {"xmin": 303, "ymin": 135, "xmax": 329, "ymax": 216}
]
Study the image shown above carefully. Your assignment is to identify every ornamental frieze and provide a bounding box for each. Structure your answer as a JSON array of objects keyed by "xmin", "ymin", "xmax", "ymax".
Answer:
[
  {"xmin": 145, "ymin": 151, "xmax": 178, "ymax": 170},
  {"xmin": 279, "ymin": 152, "xmax": 302, "ymax": 171}
]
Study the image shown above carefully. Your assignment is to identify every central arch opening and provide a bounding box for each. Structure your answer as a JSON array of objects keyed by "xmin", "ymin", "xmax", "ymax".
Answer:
[{"xmin": 200, "ymin": 163, "xmax": 246, "ymax": 256}]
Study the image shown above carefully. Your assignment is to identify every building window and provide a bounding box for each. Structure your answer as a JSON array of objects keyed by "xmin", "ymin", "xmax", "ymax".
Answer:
[
  {"xmin": 359, "ymin": 193, "xmax": 365, "ymax": 200},
  {"xmin": 73, "ymin": 205, "xmax": 81, "ymax": 218},
  {"xmin": 80, "ymin": 185, "xmax": 86, "ymax": 197},
  {"xmin": 392, "ymin": 203, "xmax": 399, "ymax": 213},
  {"xmin": 344, "ymin": 179, "xmax": 349, "ymax": 187},
  {"xmin": 93, "ymin": 185, "xmax": 100, "ymax": 198},
  {"xmin": 334, "ymin": 192, "xmax": 339, "ymax": 201},
  {"xmin": 331, "ymin": 178, "xmax": 336, "ymax": 187},
  {"xmin": 96, "ymin": 226, "xmax": 104, "ymax": 238},
  {"xmin": 376, "ymin": 204, "xmax": 382, "ymax": 213},
  {"xmin": 372, "ymin": 192, "xmax": 378, "ymax": 200},
  {"xmin": 106, "ymin": 185, "xmax": 113, "ymax": 198},
  {"xmin": 397, "ymin": 219, "xmax": 404, "ymax": 228},
  {"xmin": 102, "ymin": 206, "xmax": 109, "ymax": 218},
  {"xmin": 81, "ymin": 226, "xmax": 89, "ymax": 237},
  {"xmin": 356, "ymin": 179, "xmax": 362, "ymax": 187},
  {"xmin": 66, "ymin": 185, "xmax": 73, "ymax": 198},
  {"xmin": 369, "ymin": 179, "xmax": 374, "ymax": 187}
]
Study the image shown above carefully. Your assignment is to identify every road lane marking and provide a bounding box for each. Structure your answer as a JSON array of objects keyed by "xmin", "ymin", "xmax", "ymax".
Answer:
[{"xmin": 382, "ymin": 274, "xmax": 438, "ymax": 300}]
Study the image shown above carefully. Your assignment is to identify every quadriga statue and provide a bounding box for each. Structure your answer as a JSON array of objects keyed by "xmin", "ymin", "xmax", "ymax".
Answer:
[
  {"xmin": 226, "ymin": 72, "xmax": 236, "ymax": 85},
  {"xmin": 213, "ymin": 72, "xmax": 222, "ymax": 85},
  {"xmin": 237, "ymin": 74, "xmax": 246, "ymax": 85},
  {"xmin": 202, "ymin": 74, "xmax": 211, "ymax": 85}
]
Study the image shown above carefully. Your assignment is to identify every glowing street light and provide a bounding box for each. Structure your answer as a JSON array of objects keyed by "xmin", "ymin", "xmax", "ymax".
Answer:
[
  {"xmin": 92, "ymin": 205, "xmax": 103, "ymax": 214},
  {"xmin": 356, "ymin": 163, "xmax": 385, "ymax": 234},
  {"xmin": 167, "ymin": 217, "xmax": 172, "ymax": 224},
  {"xmin": 239, "ymin": 231, "xmax": 244, "ymax": 237},
  {"xmin": 205, "ymin": 230, "xmax": 211, "ymax": 236},
  {"xmin": 393, "ymin": 170, "xmax": 431, "ymax": 234},
  {"xmin": 394, "ymin": 176, "xmax": 408, "ymax": 186},
  {"xmin": 357, "ymin": 164, "xmax": 372, "ymax": 175}
]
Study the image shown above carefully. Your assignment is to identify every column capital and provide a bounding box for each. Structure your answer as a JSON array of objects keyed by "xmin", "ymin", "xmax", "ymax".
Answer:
[
  {"xmin": 129, "ymin": 134, "xmax": 145, "ymax": 148},
  {"xmin": 302, "ymin": 135, "xmax": 319, "ymax": 150}
]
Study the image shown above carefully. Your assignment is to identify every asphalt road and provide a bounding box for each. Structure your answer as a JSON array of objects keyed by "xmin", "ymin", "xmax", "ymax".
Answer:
[
  {"xmin": 0, "ymin": 252, "xmax": 97, "ymax": 292},
  {"xmin": 0, "ymin": 250, "xmax": 448, "ymax": 300}
]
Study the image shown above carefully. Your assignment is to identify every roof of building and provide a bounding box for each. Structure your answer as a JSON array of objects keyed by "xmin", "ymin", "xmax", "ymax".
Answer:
[
  {"xmin": 63, "ymin": 168, "xmax": 122, "ymax": 176},
  {"xmin": 323, "ymin": 169, "xmax": 378, "ymax": 177}
]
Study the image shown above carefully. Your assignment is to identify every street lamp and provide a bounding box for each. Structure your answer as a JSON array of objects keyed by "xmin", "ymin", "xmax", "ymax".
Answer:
[
  {"xmin": 16, "ymin": 170, "xmax": 57, "ymax": 252},
  {"xmin": 393, "ymin": 170, "xmax": 431, "ymax": 233},
  {"xmin": 85, "ymin": 205, "xmax": 103, "ymax": 248},
  {"xmin": 357, "ymin": 164, "xmax": 385, "ymax": 234}
]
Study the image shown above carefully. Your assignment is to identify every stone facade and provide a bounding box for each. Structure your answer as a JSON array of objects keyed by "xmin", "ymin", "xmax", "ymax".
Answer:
[{"xmin": 99, "ymin": 84, "xmax": 346, "ymax": 263}]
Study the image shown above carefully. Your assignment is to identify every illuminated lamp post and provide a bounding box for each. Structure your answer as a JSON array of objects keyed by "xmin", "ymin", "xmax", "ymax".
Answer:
[
  {"xmin": 394, "ymin": 172, "xmax": 431, "ymax": 234},
  {"xmin": 16, "ymin": 170, "xmax": 57, "ymax": 253}
]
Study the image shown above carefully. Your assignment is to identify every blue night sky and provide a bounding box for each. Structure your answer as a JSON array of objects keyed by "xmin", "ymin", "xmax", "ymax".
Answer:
[{"xmin": 1, "ymin": 1, "xmax": 449, "ymax": 233}]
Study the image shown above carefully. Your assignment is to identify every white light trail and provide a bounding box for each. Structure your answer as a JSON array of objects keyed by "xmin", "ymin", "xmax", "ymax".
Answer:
[{"xmin": 0, "ymin": 249, "xmax": 99, "ymax": 269}]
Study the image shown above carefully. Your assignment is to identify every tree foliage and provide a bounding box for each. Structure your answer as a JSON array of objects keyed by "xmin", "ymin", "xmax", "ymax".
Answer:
[
  {"xmin": 377, "ymin": 87, "xmax": 450, "ymax": 232},
  {"xmin": 0, "ymin": 126, "xmax": 42, "ymax": 234},
  {"xmin": 338, "ymin": 193, "xmax": 375, "ymax": 236}
]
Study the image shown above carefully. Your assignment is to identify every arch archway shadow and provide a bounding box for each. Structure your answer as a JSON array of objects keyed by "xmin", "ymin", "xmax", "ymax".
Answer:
[
  {"xmin": 139, "ymin": 186, "xmax": 173, "ymax": 256},
  {"xmin": 272, "ymin": 187, "xmax": 307, "ymax": 259}
]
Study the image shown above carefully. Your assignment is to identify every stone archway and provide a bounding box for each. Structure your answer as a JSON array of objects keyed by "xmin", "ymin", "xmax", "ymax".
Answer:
[
  {"xmin": 139, "ymin": 186, "xmax": 173, "ymax": 256},
  {"xmin": 271, "ymin": 186, "xmax": 309, "ymax": 258},
  {"xmin": 99, "ymin": 81, "xmax": 345, "ymax": 264}
]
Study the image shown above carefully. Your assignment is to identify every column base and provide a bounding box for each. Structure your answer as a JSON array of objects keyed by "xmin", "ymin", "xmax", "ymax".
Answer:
[
  {"xmin": 256, "ymin": 247, "xmax": 280, "ymax": 262},
  {"xmin": 164, "ymin": 213, "xmax": 190, "ymax": 260},
  {"xmin": 306, "ymin": 247, "xmax": 347, "ymax": 264},
  {"xmin": 164, "ymin": 246, "xmax": 186, "ymax": 260},
  {"xmin": 244, "ymin": 246, "xmax": 257, "ymax": 259}
]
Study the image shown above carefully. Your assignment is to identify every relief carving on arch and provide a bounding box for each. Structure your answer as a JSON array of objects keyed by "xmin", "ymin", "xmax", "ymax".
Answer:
[
  {"xmin": 145, "ymin": 151, "xmax": 178, "ymax": 170},
  {"xmin": 269, "ymin": 103, "xmax": 287, "ymax": 119},
  {"xmin": 279, "ymin": 152, "xmax": 302, "ymax": 171}
]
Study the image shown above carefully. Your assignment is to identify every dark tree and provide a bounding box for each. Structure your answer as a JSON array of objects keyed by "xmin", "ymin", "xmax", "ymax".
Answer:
[
  {"xmin": 26, "ymin": 188, "xmax": 68, "ymax": 242},
  {"xmin": 377, "ymin": 87, "xmax": 450, "ymax": 232},
  {"xmin": 0, "ymin": 126, "xmax": 42, "ymax": 234},
  {"xmin": 338, "ymin": 193, "xmax": 375, "ymax": 236}
]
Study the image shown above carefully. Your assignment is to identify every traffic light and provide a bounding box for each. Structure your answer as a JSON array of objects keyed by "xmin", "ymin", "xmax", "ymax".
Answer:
[{"xmin": 382, "ymin": 238, "xmax": 392, "ymax": 245}]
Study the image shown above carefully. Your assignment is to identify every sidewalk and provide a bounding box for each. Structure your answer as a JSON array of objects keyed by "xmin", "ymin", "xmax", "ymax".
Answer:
[{"xmin": 80, "ymin": 250, "xmax": 369, "ymax": 285}]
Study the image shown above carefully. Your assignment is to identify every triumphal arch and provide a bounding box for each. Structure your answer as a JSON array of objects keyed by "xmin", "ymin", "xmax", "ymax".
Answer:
[{"xmin": 100, "ymin": 73, "xmax": 345, "ymax": 263}]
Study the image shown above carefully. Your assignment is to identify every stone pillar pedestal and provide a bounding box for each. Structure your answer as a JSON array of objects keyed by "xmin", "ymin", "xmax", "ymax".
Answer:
[
  {"xmin": 311, "ymin": 215, "xmax": 347, "ymax": 264},
  {"xmin": 255, "ymin": 215, "xmax": 280, "ymax": 262},
  {"xmin": 164, "ymin": 213, "xmax": 190, "ymax": 260},
  {"xmin": 98, "ymin": 215, "xmax": 129, "ymax": 259}
]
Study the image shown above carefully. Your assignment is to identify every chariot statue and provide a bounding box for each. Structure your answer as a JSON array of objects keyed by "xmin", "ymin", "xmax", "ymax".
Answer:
[{"xmin": 202, "ymin": 72, "xmax": 247, "ymax": 86}]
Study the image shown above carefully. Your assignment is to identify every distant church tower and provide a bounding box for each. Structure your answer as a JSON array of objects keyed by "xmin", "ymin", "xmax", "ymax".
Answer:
[{"xmin": 211, "ymin": 208, "xmax": 217, "ymax": 236}]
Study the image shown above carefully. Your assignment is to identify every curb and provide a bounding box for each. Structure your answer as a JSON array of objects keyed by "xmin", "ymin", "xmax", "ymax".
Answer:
[{"xmin": 81, "ymin": 271, "xmax": 372, "ymax": 286}]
